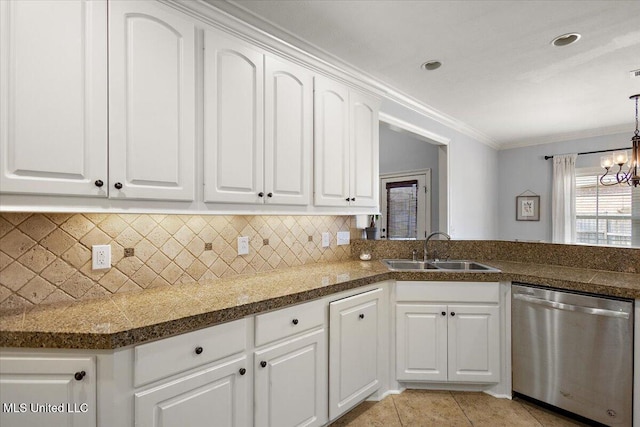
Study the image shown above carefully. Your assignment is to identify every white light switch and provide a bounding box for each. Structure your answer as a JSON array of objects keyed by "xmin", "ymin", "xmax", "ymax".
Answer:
[
  {"xmin": 322, "ymin": 232, "xmax": 330, "ymax": 248},
  {"xmin": 92, "ymin": 245, "xmax": 111, "ymax": 270},
  {"xmin": 238, "ymin": 236, "xmax": 249, "ymax": 255},
  {"xmin": 337, "ymin": 231, "xmax": 350, "ymax": 246}
]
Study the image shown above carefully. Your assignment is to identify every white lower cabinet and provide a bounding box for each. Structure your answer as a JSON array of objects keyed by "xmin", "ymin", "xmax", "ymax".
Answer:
[
  {"xmin": 133, "ymin": 319, "xmax": 249, "ymax": 427},
  {"xmin": 329, "ymin": 288, "xmax": 382, "ymax": 421},
  {"xmin": 0, "ymin": 355, "xmax": 96, "ymax": 427},
  {"xmin": 135, "ymin": 355, "xmax": 248, "ymax": 427},
  {"xmin": 254, "ymin": 329, "xmax": 327, "ymax": 427},
  {"xmin": 396, "ymin": 282, "xmax": 501, "ymax": 384}
]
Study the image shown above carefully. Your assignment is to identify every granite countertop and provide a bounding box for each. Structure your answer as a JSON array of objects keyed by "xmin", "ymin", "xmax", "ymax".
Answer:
[{"xmin": 1, "ymin": 259, "xmax": 638, "ymax": 350}]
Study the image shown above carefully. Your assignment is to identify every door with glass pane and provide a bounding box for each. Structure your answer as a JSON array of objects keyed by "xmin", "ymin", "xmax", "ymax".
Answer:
[{"xmin": 380, "ymin": 171, "xmax": 430, "ymax": 239}]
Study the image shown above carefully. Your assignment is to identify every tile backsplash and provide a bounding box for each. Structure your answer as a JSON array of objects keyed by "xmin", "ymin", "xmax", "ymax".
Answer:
[{"xmin": 0, "ymin": 213, "xmax": 354, "ymax": 311}]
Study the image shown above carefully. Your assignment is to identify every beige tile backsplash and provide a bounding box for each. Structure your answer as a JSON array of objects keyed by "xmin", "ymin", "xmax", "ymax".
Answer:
[{"xmin": 0, "ymin": 213, "xmax": 355, "ymax": 311}]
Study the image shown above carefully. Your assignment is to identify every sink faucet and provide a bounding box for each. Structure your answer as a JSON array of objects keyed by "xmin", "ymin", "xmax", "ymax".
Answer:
[{"xmin": 424, "ymin": 231, "xmax": 451, "ymax": 261}]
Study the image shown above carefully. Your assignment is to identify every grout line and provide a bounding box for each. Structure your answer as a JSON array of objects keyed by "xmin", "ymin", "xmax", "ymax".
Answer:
[
  {"xmin": 516, "ymin": 400, "xmax": 545, "ymax": 427},
  {"xmin": 389, "ymin": 392, "xmax": 404, "ymax": 426},
  {"xmin": 450, "ymin": 391, "xmax": 475, "ymax": 426}
]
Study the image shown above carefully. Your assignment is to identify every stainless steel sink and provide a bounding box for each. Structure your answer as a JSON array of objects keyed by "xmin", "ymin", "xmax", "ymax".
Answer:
[
  {"xmin": 382, "ymin": 259, "xmax": 499, "ymax": 272},
  {"xmin": 381, "ymin": 260, "xmax": 439, "ymax": 271}
]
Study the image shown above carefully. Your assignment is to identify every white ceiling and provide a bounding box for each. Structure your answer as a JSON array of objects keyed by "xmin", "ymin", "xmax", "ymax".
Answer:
[{"xmin": 212, "ymin": 0, "xmax": 640, "ymax": 149}]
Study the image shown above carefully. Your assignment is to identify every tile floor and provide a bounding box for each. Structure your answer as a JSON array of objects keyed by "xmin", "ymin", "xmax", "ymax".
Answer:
[{"xmin": 330, "ymin": 390, "xmax": 588, "ymax": 427}]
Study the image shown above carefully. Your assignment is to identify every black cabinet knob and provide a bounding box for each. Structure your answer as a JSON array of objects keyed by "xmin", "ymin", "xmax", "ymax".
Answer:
[
  {"xmin": 267, "ymin": 192, "xmax": 273, "ymax": 198},
  {"xmin": 74, "ymin": 371, "xmax": 86, "ymax": 381},
  {"xmin": 195, "ymin": 346, "xmax": 203, "ymax": 355},
  {"xmin": 292, "ymin": 318, "xmax": 299, "ymax": 325},
  {"xmin": 441, "ymin": 311, "xmax": 446, "ymax": 316},
  {"xmin": 351, "ymin": 197, "xmax": 355, "ymax": 201},
  {"xmin": 345, "ymin": 197, "xmax": 350, "ymax": 201},
  {"xmin": 260, "ymin": 361, "xmax": 267, "ymax": 368},
  {"xmin": 94, "ymin": 180, "xmax": 104, "ymax": 188},
  {"xmin": 450, "ymin": 312, "xmax": 455, "ymax": 317},
  {"xmin": 114, "ymin": 182, "xmax": 123, "ymax": 190},
  {"xmin": 258, "ymin": 192, "xmax": 264, "ymax": 197},
  {"xmin": 239, "ymin": 368, "xmax": 246, "ymax": 376},
  {"xmin": 359, "ymin": 313, "xmax": 365, "ymax": 319}
]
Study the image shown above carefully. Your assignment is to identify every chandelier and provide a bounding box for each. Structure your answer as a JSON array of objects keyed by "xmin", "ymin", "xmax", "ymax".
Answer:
[{"xmin": 600, "ymin": 94, "xmax": 640, "ymax": 187}]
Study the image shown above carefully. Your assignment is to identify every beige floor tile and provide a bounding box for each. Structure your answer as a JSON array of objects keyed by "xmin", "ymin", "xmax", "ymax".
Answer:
[
  {"xmin": 330, "ymin": 397, "xmax": 402, "ymax": 427},
  {"xmin": 517, "ymin": 399, "xmax": 588, "ymax": 427},
  {"xmin": 392, "ymin": 390, "xmax": 471, "ymax": 427},
  {"xmin": 452, "ymin": 392, "xmax": 541, "ymax": 427}
]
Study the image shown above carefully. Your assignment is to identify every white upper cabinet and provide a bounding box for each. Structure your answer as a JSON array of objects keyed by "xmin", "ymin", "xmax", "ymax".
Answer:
[
  {"xmin": 203, "ymin": 28, "xmax": 264, "ymax": 204},
  {"xmin": 0, "ymin": 0, "xmax": 108, "ymax": 197},
  {"xmin": 350, "ymin": 91, "xmax": 379, "ymax": 207},
  {"xmin": 264, "ymin": 56, "xmax": 313, "ymax": 206},
  {"xmin": 313, "ymin": 77, "xmax": 350, "ymax": 207},
  {"xmin": 203, "ymin": 29, "xmax": 312, "ymax": 206},
  {"xmin": 314, "ymin": 76, "xmax": 379, "ymax": 208},
  {"xmin": 109, "ymin": 0, "xmax": 196, "ymax": 201}
]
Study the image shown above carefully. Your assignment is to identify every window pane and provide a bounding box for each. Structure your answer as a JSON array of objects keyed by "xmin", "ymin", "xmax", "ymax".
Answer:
[
  {"xmin": 386, "ymin": 180, "xmax": 418, "ymax": 240},
  {"xmin": 575, "ymin": 168, "xmax": 633, "ymax": 247}
]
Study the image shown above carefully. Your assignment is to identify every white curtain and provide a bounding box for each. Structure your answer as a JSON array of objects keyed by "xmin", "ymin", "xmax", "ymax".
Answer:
[{"xmin": 552, "ymin": 154, "xmax": 578, "ymax": 243}]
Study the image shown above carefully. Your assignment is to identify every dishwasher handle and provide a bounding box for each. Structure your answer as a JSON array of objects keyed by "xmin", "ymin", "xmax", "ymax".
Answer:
[{"xmin": 513, "ymin": 293, "xmax": 630, "ymax": 319}]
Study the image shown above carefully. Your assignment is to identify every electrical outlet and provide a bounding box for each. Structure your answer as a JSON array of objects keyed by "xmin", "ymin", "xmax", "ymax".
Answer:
[
  {"xmin": 322, "ymin": 232, "xmax": 330, "ymax": 248},
  {"xmin": 92, "ymin": 245, "xmax": 111, "ymax": 270},
  {"xmin": 237, "ymin": 236, "xmax": 249, "ymax": 255},
  {"xmin": 337, "ymin": 231, "xmax": 350, "ymax": 246}
]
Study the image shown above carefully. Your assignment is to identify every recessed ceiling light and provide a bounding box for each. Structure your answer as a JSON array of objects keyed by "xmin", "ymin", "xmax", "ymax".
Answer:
[
  {"xmin": 420, "ymin": 60, "xmax": 442, "ymax": 71},
  {"xmin": 551, "ymin": 33, "xmax": 581, "ymax": 47}
]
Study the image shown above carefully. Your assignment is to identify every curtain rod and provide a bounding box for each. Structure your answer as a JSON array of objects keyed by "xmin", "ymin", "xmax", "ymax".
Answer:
[{"xmin": 544, "ymin": 147, "xmax": 631, "ymax": 160}]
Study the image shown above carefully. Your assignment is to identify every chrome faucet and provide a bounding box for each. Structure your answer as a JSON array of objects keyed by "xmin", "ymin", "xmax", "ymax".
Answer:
[{"xmin": 424, "ymin": 231, "xmax": 451, "ymax": 261}]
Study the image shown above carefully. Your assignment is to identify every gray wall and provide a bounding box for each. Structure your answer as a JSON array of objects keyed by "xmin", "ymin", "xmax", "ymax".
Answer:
[
  {"xmin": 381, "ymin": 99, "xmax": 499, "ymax": 239},
  {"xmin": 379, "ymin": 124, "xmax": 440, "ymax": 232},
  {"xmin": 497, "ymin": 132, "xmax": 628, "ymax": 242}
]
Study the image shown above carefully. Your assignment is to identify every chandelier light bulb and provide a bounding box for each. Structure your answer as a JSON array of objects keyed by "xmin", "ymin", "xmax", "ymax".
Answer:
[
  {"xmin": 600, "ymin": 155, "xmax": 613, "ymax": 169},
  {"xmin": 613, "ymin": 151, "xmax": 628, "ymax": 165}
]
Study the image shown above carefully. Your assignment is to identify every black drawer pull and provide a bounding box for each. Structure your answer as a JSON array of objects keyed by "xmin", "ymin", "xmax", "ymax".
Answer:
[
  {"xmin": 195, "ymin": 346, "xmax": 203, "ymax": 355},
  {"xmin": 260, "ymin": 361, "xmax": 267, "ymax": 368},
  {"xmin": 450, "ymin": 312, "xmax": 456, "ymax": 317},
  {"xmin": 359, "ymin": 313, "xmax": 365, "ymax": 319},
  {"xmin": 114, "ymin": 182, "xmax": 123, "ymax": 190},
  {"xmin": 239, "ymin": 368, "xmax": 246, "ymax": 376},
  {"xmin": 441, "ymin": 311, "xmax": 446, "ymax": 316},
  {"xmin": 74, "ymin": 371, "xmax": 86, "ymax": 381},
  {"xmin": 292, "ymin": 318, "xmax": 299, "ymax": 325},
  {"xmin": 94, "ymin": 180, "xmax": 104, "ymax": 188}
]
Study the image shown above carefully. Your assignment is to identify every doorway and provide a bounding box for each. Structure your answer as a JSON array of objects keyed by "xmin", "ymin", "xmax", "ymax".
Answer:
[{"xmin": 380, "ymin": 170, "xmax": 430, "ymax": 239}]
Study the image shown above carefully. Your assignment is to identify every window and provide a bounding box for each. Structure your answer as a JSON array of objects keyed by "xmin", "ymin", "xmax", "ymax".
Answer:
[
  {"xmin": 386, "ymin": 180, "xmax": 419, "ymax": 239},
  {"xmin": 575, "ymin": 167, "xmax": 633, "ymax": 246}
]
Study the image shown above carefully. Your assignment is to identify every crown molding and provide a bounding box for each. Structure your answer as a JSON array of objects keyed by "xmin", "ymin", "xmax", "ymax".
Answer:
[
  {"xmin": 498, "ymin": 124, "xmax": 631, "ymax": 150},
  {"xmin": 181, "ymin": 0, "xmax": 499, "ymax": 149}
]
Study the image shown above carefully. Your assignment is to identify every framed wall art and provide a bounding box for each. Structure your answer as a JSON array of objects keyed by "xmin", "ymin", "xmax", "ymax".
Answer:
[{"xmin": 516, "ymin": 194, "xmax": 540, "ymax": 221}]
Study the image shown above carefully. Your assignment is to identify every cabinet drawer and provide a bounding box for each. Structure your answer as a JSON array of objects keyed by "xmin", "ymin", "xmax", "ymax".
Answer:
[
  {"xmin": 134, "ymin": 318, "xmax": 247, "ymax": 387},
  {"xmin": 255, "ymin": 299, "xmax": 325, "ymax": 347},
  {"xmin": 396, "ymin": 281, "xmax": 499, "ymax": 303}
]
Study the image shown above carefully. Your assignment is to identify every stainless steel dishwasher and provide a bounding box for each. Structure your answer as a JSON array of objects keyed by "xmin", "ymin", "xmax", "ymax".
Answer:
[{"xmin": 512, "ymin": 283, "xmax": 633, "ymax": 426}]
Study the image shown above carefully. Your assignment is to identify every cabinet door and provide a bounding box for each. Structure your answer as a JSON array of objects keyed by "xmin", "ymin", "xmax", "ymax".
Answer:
[
  {"xmin": 396, "ymin": 304, "xmax": 448, "ymax": 382},
  {"xmin": 349, "ymin": 91, "xmax": 379, "ymax": 208},
  {"xmin": 254, "ymin": 328, "xmax": 327, "ymax": 427},
  {"xmin": 0, "ymin": 0, "xmax": 107, "ymax": 197},
  {"xmin": 204, "ymin": 28, "xmax": 264, "ymax": 204},
  {"xmin": 264, "ymin": 56, "xmax": 313, "ymax": 206},
  {"xmin": 329, "ymin": 288, "xmax": 382, "ymax": 420},
  {"xmin": 109, "ymin": 0, "xmax": 195, "ymax": 201},
  {"xmin": 0, "ymin": 355, "xmax": 96, "ymax": 427},
  {"xmin": 313, "ymin": 76, "xmax": 350, "ymax": 207},
  {"xmin": 135, "ymin": 355, "xmax": 248, "ymax": 427},
  {"xmin": 447, "ymin": 305, "xmax": 500, "ymax": 383}
]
